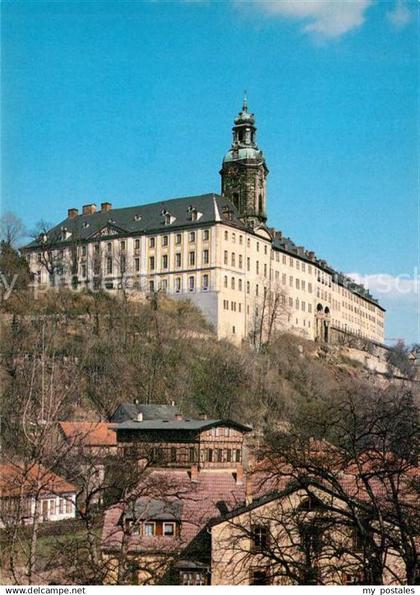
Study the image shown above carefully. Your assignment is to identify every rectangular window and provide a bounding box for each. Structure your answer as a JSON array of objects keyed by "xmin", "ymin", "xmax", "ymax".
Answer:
[
  {"xmin": 162, "ymin": 235, "xmax": 168, "ymax": 246},
  {"xmin": 175, "ymin": 277, "xmax": 181, "ymax": 293},
  {"xmin": 82, "ymin": 246, "xmax": 87, "ymax": 256},
  {"xmin": 144, "ymin": 522, "xmax": 155, "ymax": 536},
  {"xmin": 162, "ymin": 254, "xmax": 168, "ymax": 269},
  {"xmin": 224, "ymin": 230, "xmax": 228, "ymax": 240},
  {"xmin": 217, "ymin": 449, "xmax": 223, "ymax": 462},
  {"xmin": 189, "ymin": 251, "xmax": 195, "ymax": 266},
  {"xmin": 120, "ymin": 255, "xmax": 126, "ymax": 274},
  {"xmin": 176, "ymin": 233, "xmax": 182, "ymax": 245},
  {"xmin": 247, "ymin": 257, "xmax": 250, "ymax": 271},
  {"xmin": 247, "ymin": 281, "xmax": 250, "ymax": 294},
  {"xmin": 238, "ymin": 254, "xmax": 243, "ymax": 268},
  {"xmin": 149, "ymin": 237, "xmax": 155, "ymax": 248},
  {"xmin": 189, "ymin": 447, "xmax": 196, "ymax": 463},
  {"xmin": 50, "ymin": 499, "xmax": 56, "ymax": 515},
  {"xmin": 251, "ymin": 524, "xmax": 269, "ymax": 550},
  {"xmin": 81, "ymin": 264, "xmax": 86, "ymax": 277},
  {"xmin": 224, "ymin": 250, "xmax": 228, "ymax": 265},
  {"xmin": 231, "ymin": 277, "xmax": 235, "ymax": 290},
  {"xmin": 170, "ymin": 447, "xmax": 177, "ymax": 463},
  {"xmin": 135, "ymin": 258, "xmax": 140, "ymax": 272},
  {"xmin": 256, "ymin": 261, "xmax": 259, "ymax": 274},
  {"xmin": 203, "ymin": 249, "xmax": 209, "ymax": 264},
  {"xmin": 163, "ymin": 522, "xmax": 175, "ymax": 537},
  {"xmin": 59, "ymin": 498, "xmax": 64, "ymax": 514},
  {"xmin": 120, "ymin": 240, "xmax": 126, "ymax": 251},
  {"xmin": 106, "ymin": 257, "xmax": 113, "ymax": 275},
  {"xmin": 202, "ymin": 274, "xmax": 209, "ymax": 290},
  {"xmin": 65, "ymin": 499, "xmax": 72, "ymax": 514},
  {"xmin": 231, "ymin": 253, "xmax": 236, "ymax": 266},
  {"xmin": 203, "ymin": 229, "xmax": 209, "ymax": 241},
  {"xmin": 149, "ymin": 280, "xmax": 155, "ymax": 292},
  {"xmin": 207, "ymin": 449, "xmax": 213, "ymax": 462},
  {"xmin": 189, "ymin": 276, "xmax": 195, "ymax": 291},
  {"xmin": 239, "ymin": 235, "xmax": 243, "ymax": 245},
  {"xmin": 238, "ymin": 279, "xmax": 242, "ymax": 291},
  {"xmin": 107, "ymin": 242, "xmax": 112, "ymax": 253},
  {"xmin": 135, "ymin": 239, "xmax": 140, "ymax": 250},
  {"xmin": 149, "ymin": 256, "xmax": 155, "ymax": 271},
  {"xmin": 189, "ymin": 231, "xmax": 196, "ymax": 243},
  {"xmin": 175, "ymin": 252, "xmax": 181, "ymax": 268}
]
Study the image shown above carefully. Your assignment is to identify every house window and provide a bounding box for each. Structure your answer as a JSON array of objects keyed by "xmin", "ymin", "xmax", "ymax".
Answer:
[
  {"xmin": 120, "ymin": 240, "xmax": 126, "ymax": 251},
  {"xmin": 106, "ymin": 257, "xmax": 113, "ymax": 275},
  {"xmin": 247, "ymin": 257, "xmax": 250, "ymax": 271},
  {"xmin": 82, "ymin": 246, "xmax": 87, "ymax": 257},
  {"xmin": 50, "ymin": 499, "xmax": 56, "ymax": 515},
  {"xmin": 217, "ymin": 449, "xmax": 223, "ymax": 462},
  {"xmin": 135, "ymin": 239, "xmax": 140, "ymax": 250},
  {"xmin": 81, "ymin": 264, "xmax": 86, "ymax": 278},
  {"xmin": 189, "ymin": 276, "xmax": 195, "ymax": 292},
  {"xmin": 202, "ymin": 274, "xmax": 209, "ymax": 290},
  {"xmin": 160, "ymin": 279, "xmax": 167, "ymax": 292},
  {"xmin": 107, "ymin": 242, "xmax": 112, "ymax": 253},
  {"xmin": 149, "ymin": 237, "xmax": 155, "ymax": 248},
  {"xmin": 149, "ymin": 256, "xmax": 155, "ymax": 271},
  {"xmin": 251, "ymin": 570, "xmax": 269, "ymax": 585},
  {"xmin": 189, "ymin": 231, "xmax": 196, "ymax": 243},
  {"xmin": 170, "ymin": 447, "xmax": 177, "ymax": 463},
  {"xmin": 206, "ymin": 449, "xmax": 213, "ymax": 462},
  {"xmin": 162, "ymin": 254, "xmax": 168, "ymax": 269},
  {"xmin": 149, "ymin": 280, "xmax": 155, "ymax": 293},
  {"xmin": 203, "ymin": 229, "xmax": 209, "ymax": 241},
  {"xmin": 203, "ymin": 249, "xmax": 209, "ymax": 264},
  {"xmin": 175, "ymin": 277, "xmax": 182, "ymax": 293},
  {"xmin": 224, "ymin": 275, "xmax": 228, "ymax": 288},
  {"xmin": 65, "ymin": 498, "xmax": 72, "ymax": 514},
  {"xmin": 59, "ymin": 498, "xmax": 64, "ymax": 514},
  {"xmin": 231, "ymin": 277, "xmax": 235, "ymax": 290},
  {"xmin": 120, "ymin": 255, "xmax": 126, "ymax": 274},
  {"xmin": 144, "ymin": 522, "xmax": 155, "ymax": 537},
  {"xmin": 226, "ymin": 449, "xmax": 232, "ymax": 462},
  {"xmin": 176, "ymin": 233, "xmax": 182, "ymax": 245},
  {"xmin": 239, "ymin": 255, "xmax": 243, "ymax": 268},
  {"xmin": 231, "ymin": 253, "xmax": 236, "ymax": 267},
  {"xmin": 135, "ymin": 258, "xmax": 140, "ymax": 272},
  {"xmin": 224, "ymin": 231, "xmax": 228, "ymax": 240},
  {"xmin": 162, "ymin": 235, "xmax": 168, "ymax": 246},
  {"xmin": 224, "ymin": 251, "xmax": 228, "ymax": 265},
  {"xmin": 251, "ymin": 524, "xmax": 269, "ymax": 550},
  {"xmin": 189, "ymin": 447, "xmax": 196, "ymax": 463},
  {"xmin": 232, "ymin": 325, "xmax": 236, "ymax": 334},
  {"xmin": 189, "ymin": 251, "xmax": 195, "ymax": 266},
  {"xmin": 256, "ymin": 261, "xmax": 259, "ymax": 274},
  {"xmin": 163, "ymin": 522, "xmax": 175, "ymax": 537},
  {"xmin": 238, "ymin": 279, "xmax": 242, "ymax": 291},
  {"xmin": 246, "ymin": 281, "xmax": 250, "ymax": 294},
  {"xmin": 175, "ymin": 252, "xmax": 181, "ymax": 268}
]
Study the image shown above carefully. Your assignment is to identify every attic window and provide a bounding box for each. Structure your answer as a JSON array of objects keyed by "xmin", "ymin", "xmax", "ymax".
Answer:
[
  {"xmin": 134, "ymin": 214, "xmax": 142, "ymax": 222},
  {"xmin": 187, "ymin": 206, "xmax": 203, "ymax": 222},
  {"xmin": 161, "ymin": 209, "xmax": 176, "ymax": 225}
]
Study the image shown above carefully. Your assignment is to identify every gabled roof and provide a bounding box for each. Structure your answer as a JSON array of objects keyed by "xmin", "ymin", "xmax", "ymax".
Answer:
[
  {"xmin": 59, "ymin": 421, "xmax": 117, "ymax": 447},
  {"xmin": 0, "ymin": 464, "xmax": 76, "ymax": 498},
  {"xmin": 24, "ymin": 193, "xmax": 247, "ymax": 250},
  {"xmin": 110, "ymin": 402, "xmax": 181, "ymax": 424}
]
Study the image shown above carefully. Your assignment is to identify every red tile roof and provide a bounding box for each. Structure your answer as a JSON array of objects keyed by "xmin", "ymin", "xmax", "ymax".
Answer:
[
  {"xmin": 59, "ymin": 421, "xmax": 117, "ymax": 447},
  {"xmin": 0, "ymin": 464, "xmax": 76, "ymax": 498}
]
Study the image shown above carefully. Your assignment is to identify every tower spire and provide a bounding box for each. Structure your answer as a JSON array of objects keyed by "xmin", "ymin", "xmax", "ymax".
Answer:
[{"xmin": 242, "ymin": 90, "xmax": 248, "ymax": 113}]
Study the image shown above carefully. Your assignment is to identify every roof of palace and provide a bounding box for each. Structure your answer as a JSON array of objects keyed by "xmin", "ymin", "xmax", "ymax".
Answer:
[{"xmin": 23, "ymin": 192, "xmax": 383, "ymax": 310}]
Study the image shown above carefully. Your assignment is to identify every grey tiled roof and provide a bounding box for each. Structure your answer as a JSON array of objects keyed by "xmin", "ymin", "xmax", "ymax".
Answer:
[
  {"xmin": 24, "ymin": 193, "xmax": 245, "ymax": 249},
  {"xmin": 110, "ymin": 403, "xmax": 181, "ymax": 423}
]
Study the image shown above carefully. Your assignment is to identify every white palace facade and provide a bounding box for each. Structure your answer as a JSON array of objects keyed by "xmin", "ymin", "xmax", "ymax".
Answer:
[{"xmin": 23, "ymin": 100, "xmax": 385, "ymax": 345}]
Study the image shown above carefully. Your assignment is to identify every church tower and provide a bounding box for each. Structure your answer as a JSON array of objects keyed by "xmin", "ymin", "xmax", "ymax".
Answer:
[{"xmin": 220, "ymin": 96, "xmax": 269, "ymax": 226}]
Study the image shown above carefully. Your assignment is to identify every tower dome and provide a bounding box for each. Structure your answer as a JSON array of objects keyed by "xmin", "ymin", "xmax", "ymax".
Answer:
[{"xmin": 220, "ymin": 95, "xmax": 269, "ymax": 225}]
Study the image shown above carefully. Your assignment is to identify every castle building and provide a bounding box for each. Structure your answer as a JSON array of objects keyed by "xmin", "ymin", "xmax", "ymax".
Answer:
[{"xmin": 23, "ymin": 99, "xmax": 385, "ymax": 345}]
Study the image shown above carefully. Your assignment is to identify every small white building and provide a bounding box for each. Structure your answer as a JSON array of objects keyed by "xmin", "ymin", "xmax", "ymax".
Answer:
[{"xmin": 0, "ymin": 463, "xmax": 77, "ymax": 527}]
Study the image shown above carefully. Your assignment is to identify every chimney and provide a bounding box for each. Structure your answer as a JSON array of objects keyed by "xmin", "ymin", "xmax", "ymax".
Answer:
[
  {"xmin": 175, "ymin": 413, "xmax": 183, "ymax": 421},
  {"xmin": 68, "ymin": 208, "xmax": 78, "ymax": 219},
  {"xmin": 101, "ymin": 202, "xmax": 112, "ymax": 212},
  {"xmin": 308, "ymin": 251, "xmax": 315, "ymax": 260},
  {"xmin": 170, "ymin": 400, "xmax": 176, "ymax": 407},
  {"xmin": 136, "ymin": 412, "xmax": 143, "ymax": 422},
  {"xmin": 190, "ymin": 464, "xmax": 199, "ymax": 482},
  {"xmin": 245, "ymin": 473, "xmax": 253, "ymax": 505},
  {"xmin": 235, "ymin": 464, "xmax": 244, "ymax": 485},
  {"xmin": 134, "ymin": 398, "xmax": 139, "ymax": 405},
  {"xmin": 82, "ymin": 203, "xmax": 97, "ymax": 216}
]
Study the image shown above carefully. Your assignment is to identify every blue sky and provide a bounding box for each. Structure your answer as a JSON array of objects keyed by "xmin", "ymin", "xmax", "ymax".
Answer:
[{"xmin": 2, "ymin": 0, "xmax": 418, "ymax": 344}]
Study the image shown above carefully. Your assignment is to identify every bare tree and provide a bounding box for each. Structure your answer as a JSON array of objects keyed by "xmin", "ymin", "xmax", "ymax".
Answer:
[{"xmin": 0, "ymin": 212, "xmax": 26, "ymax": 248}]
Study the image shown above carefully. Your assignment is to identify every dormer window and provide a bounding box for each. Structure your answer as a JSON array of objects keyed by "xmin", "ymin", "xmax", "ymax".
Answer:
[
  {"xmin": 134, "ymin": 214, "xmax": 142, "ymax": 222},
  {"xmin": 82, "ymin": 222, "xmax": 90, "ymax": 229},
  {"xmin": 161, "ymin": 209, "xmax": 175, "ymax": 225},
  {"xmin": 187, "ymin": 206, "xmax": 203, "ymax": 221},
  {"xmin": 163, "ymin": 522, "xmax": 175, "ymax": 536}
]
